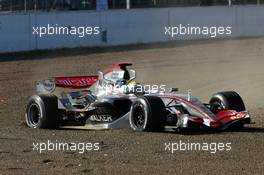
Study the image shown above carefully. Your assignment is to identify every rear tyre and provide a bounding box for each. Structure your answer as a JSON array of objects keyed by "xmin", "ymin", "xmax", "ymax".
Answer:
[
  {"xmin": 129, "ymin": 96, "xmax": 166, "ymax": 132},
  {"xmin": 25, "ymin": 94, "xmax": 60, "ymax": 129}
]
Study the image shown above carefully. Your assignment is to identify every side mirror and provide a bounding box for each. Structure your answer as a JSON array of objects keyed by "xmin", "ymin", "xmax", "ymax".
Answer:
[
  {"xmin": 170, "ymin": 88, "xmax": 179, "ymax": 93},
  {"xmin": 98, "ymin": 71, "xmax": 104, "ymax": 80},
  {"xmin": 98, "ymin": 71, "xmax": 104, "ymax": 86}
]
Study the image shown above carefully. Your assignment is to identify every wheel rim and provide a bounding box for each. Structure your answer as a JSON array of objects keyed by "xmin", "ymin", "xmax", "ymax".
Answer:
[
  {"xmin": 132, "ymin": 105, "xmax": 146, "ymax": 129},
  {"xmin": 28, "ymin": 104, "xmax": 41, "ymax": 126}
]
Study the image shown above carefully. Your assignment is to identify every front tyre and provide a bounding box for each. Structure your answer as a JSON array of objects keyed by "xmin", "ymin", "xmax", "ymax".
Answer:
[
  {"xmin": 129, "ymin": 96, "xmax": 166, "ymax": 132},
  {"xmin": 209, "ymin": 91, "xmax": 246, "ymax": 113},
  {"xmin": 209, "ymin": 91, "xmax": 246, "ymax": 129},
  {"xmin": 25, "ymin": 94, "xmax": 60, "ymax": 129}
]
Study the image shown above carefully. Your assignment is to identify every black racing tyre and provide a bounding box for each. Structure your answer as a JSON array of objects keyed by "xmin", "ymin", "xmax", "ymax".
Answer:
[
  {"xmin": 129, "ymin": 96, "xmax": 166, "ymax": 132},
  {"xmin": 209, "ymin": 91, "xmax": 246, "ymax": 114},
  {"xmin": 25, "ymin": 94, "xmax": 60, "ymax": 129}
]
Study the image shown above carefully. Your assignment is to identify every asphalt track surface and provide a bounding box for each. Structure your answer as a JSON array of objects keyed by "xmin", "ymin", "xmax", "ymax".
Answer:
[{"xmin": 0, "ymin": 38, "xmax": 263, "ymax": 174}]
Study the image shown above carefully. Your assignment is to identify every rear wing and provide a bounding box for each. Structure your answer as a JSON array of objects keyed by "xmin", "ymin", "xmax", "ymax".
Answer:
[
  {"xmin": 36, "ymin": 76, "xmax": 98, "ymax": 94},
  {"xmin": 55, "ymin": 76, "xmax": 98, "ymax": 88}
]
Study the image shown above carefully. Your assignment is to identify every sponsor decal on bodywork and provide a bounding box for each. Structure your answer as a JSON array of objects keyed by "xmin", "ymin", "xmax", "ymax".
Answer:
[
  {"xmin": 55, "ymin": 76, "xmax": 98, "ymax": 88},
  {"xmin": 90, "ymin": 115, "xmax": 113, "ymax": 122}
]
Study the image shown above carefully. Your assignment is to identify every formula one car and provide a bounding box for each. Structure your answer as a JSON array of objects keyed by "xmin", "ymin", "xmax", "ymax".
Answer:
[{"xmin": 25, "ymin": 63, "xmax": 251, "ymax": 132}]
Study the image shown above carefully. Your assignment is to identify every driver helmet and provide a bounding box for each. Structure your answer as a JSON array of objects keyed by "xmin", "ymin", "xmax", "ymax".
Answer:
[{"xmin": 115, "ymin": 79, "xmax": 127, "ymax": 88}]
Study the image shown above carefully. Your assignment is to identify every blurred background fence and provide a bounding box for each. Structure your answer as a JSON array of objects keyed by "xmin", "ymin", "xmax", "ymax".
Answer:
[{"xmin": 1, "ymin": 0, "xmax": 264, "ymax": 12}]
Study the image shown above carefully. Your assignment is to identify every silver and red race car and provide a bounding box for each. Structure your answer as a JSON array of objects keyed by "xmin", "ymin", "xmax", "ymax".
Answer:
[{"xmin": 25, "ymin": 63, "xmax": 251, "ymax": 132}]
